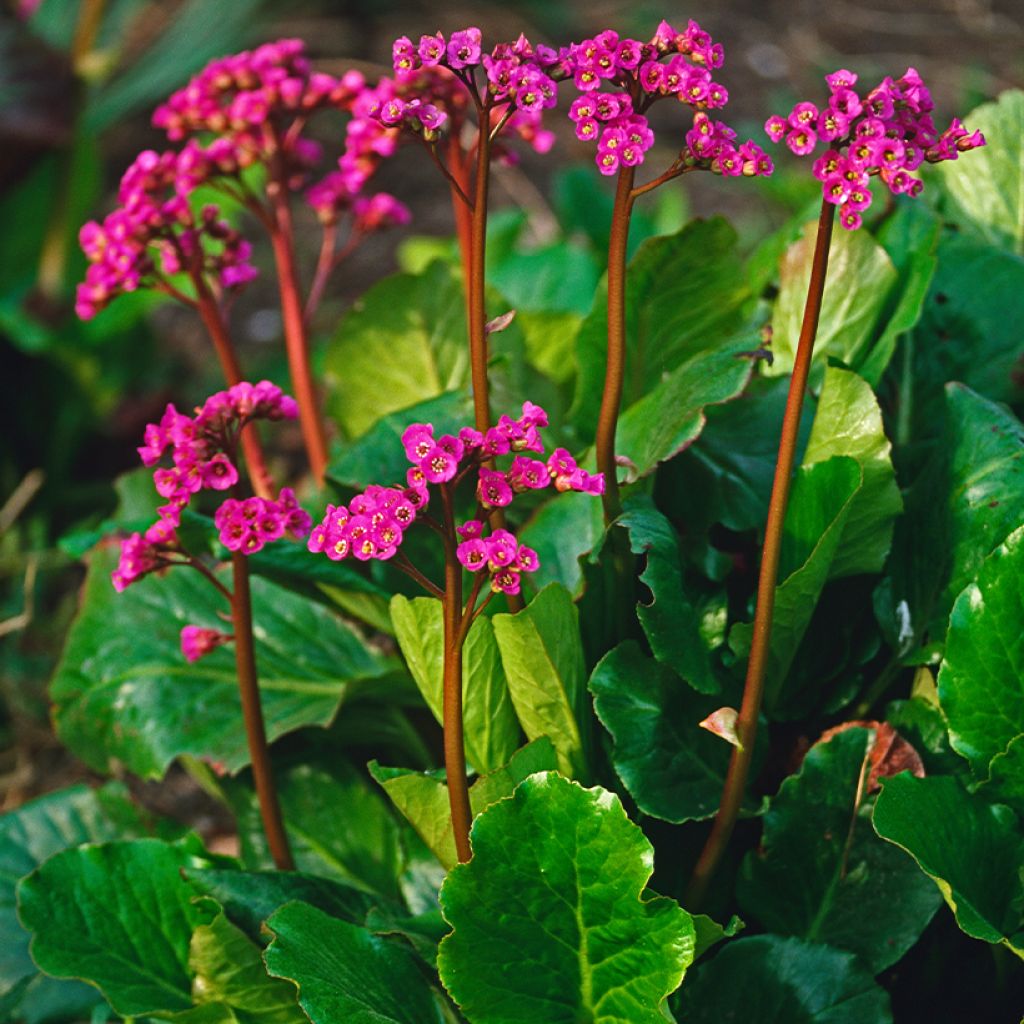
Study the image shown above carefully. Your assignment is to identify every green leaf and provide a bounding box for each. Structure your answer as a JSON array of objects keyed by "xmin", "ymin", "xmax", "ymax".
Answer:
[
  {"xmin": 438, "ymin": 772, "xmax": 695, "ymax": 1024},
  {"xmin": 619, "ymin": 496, "xmax": 720, "ymax": 694},
  {"xmin": 938, "ymin": 526, "xmax": 1024, "ymax": 783},
  {"xmin": 730, "ymin": 457, "xmax": 862, "ymax": 715},
  {"xmin": 691, "ymin": 914, "xmax": 743, "ymax": 962},
  {"xmin": 802, "ymin": 366, "xmax": 902, "ymax": 579},
  {"xmin": 572, "ymin": 219, "xmax": 750, "ymax": 440},
  {"xmin": 889, "ymin": 383, "xmax": 1024, "ymax": 647},
  {"xmin": 370, "ymin": 737, "xmax": 560, "ymax": 870},
  {"xmin": 228, "ymin": 762, "xmax": 403, "ymax": 902},
  {"xmin": 390, "ymin": 595, "xmax": 520, "ymax": 774},
  {"xmin": 856, "ymin": 201, "xmax": 940, "ymax": 385},
  {"xmin": 589, "ymin": 641, "xmax": 757, "ymax": 823},
  {"xmin": 983, "ymin": 735, "xmax": 1024, "ymax": 817},
  {"xmin": 935, "ymin": 89, "xmax": 1024, "ymax": 255},
  {"xmin": 615, "ymin": 332, "xmax": 756, "ymax": 480},
  {"xmin": 327, "ymin": 391, "xmax": 473, "ymax": 490},
  {"xmin": 492, "ymin": 584, "xmax": 588, "ymax": 779},
  {"xmin": 172, "ymin": 907, "xmax": 306, "ymax": 1024},
  {"xmin": 16, "ymin": 838, "xmax": 215, "ymax": 1017},
  {"xmin": 263, "ymin": 901, "xmax": 446, "ymax": 1024},
  {"xmin": 517, "ymin": 491, "xmax": 605, "ymax": 596},
  {"xmin": 769, "ymin": 220, "xmax": 897, "ymax": 383},
  {"xmin": 488, "ymin": 240, "xmax": 600, "ymax": 316},
  {"xmin": 737, "ymin": 727, "xmax": 940, "ymax": 973},
  {"xmin": 51, "ymin": 546, "xmax": 396, "ymax": 778},
  {"xmin": 184, "ymin": 868, "xmax": 376, "ymax": 944},
  {"xmin": 873, "ymin": 773, "xmax": 1024, "ymax": 956},
  {"xmin": 674, "ymin": 935, "xmax": 892, "ymax": 1023},
  {"xmin": 0, "ymin": 783, "xmax": 167, "ymax": 1020},
  {"xmin": 324, "ymin": 261, "xmax": 468, "ymax": 438}
]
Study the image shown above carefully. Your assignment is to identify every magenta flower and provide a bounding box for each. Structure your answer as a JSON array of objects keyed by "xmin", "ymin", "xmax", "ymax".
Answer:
[
  {"xmin": 763, "ymin": 66, "xmax": 985, "ymax": 228},
  {"xmin": 180, "ymin": 625, "xmax": 232, "ymax": 662}
]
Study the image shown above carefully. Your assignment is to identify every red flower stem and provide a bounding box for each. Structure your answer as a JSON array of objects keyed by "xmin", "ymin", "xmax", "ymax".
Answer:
[
  {"xmin": 440, "ymin": 483, "xmax": 472, "ymax": 863},
  {"xmin": 445, "ymin": 136, "xmax": 474, "ymax": 310},
  {"xmin": 595, "ymin": 164, "xmax": 637, "ymax": 525},
  {"xmin": 266, "ymin": 174, "xmax": 330, "ymax": 486},
  {"xmin": 466, "ymin": 111, "xmax": 522, "ymax": 613},
  {"xmin": 685, "ymin": 198, "xmax": 836, "ymax": 908},
  {"xmin": 193, "ymin": 284, "xmax": 276, "ymax": 500},
  {"xmin": 303, "ymin": 221, "xmax": 338, "ymax": 326},
  {"xmin": 230, "ymin": 550, "xmax": 294, "ymax": 870}
]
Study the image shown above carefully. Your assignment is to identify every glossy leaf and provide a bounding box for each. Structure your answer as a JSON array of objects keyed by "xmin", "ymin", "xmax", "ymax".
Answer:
[
  {"xmin": 16, "ymin": 838, "xmax": 215, "ymax": 1017},
  {"xmin": 263, "ymin": 901, "xmax": 446, "ymax": 1024},
  {"xmin": 51, "ymin": 546, "xmax": 397, "ymax": 778},
  {"xmin": 438, "ymin": 772, "xmax": 695, "ymax": 1024},
  {"xmin": 390, "ymin": 595, "xmax": 520, "ymax": 774},
  {"xmin": 324, "ymin": 261, "xmax": 467, "ymax": 438},
  {"xmin": 618, "ymin": 496, "xmax": 719, "ymax": 693},
  {"xmin": 770, "ymin": 219, "xmax": 897, "ymax": 383},
  {"xmin": 730, "ymin": 457, "xmax": 862, "ymax": 715},
  {"xmin": 0, "ymin": 783, "xmax": 167, "ymax": 1021},
  {"xmin": 936, "ymin": 89, "xmax": 1024, "ymax": 255},
  {"xmin": 802, "ymin": 366, "xmax": 902, "ymax": 579},
  {"xmin": 492, "ymin": 584, "xmax": 588, "ymax": 779},
  {"xmin": 572, "ymin": 218, "xmax": 749, "ymax": 439},
  {"xmin": 369, "ymin": 737, "xmax": 559, "ymax": 869},
  {"xmin": 737, "ymin": 727, "xmax": 940, "ymax": 973},
  {"xmin": 614, "ymin": 332, "xmax": 755, "ymax": 479},
  {"xmin": 589, "ymin": 641, "xmax": 748, "ymax": 823},
  {"xmin": 674, "ymin": 935, "xmax": 892, "ymax": 1023},
  {"xmin": 873, "ymin": 773, "xmax": 1024, "ymax": 956},
  {"xmin": 939, "ymin": 526, "xmax": 1024, "ymax": 783}
]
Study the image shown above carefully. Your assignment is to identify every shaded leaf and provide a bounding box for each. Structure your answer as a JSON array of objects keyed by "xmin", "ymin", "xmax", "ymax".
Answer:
[
  {"xmin": 228, "ymin": 762, "xmax": 402, "ymax": 902},
  {"xmin": 517, "ymin": 491, "xmax": 604, "ymax": 596},
  {"xmin": 438, "ymin": 772, "xmax": 695, "ymax": 1024},
  {"xmin": 873, "ymin": 773, "xmax": 1024, "ymax": 956},
  {"xmin": 589, "ymin": 641, "xmax": 760, "ymax": 823},
  {"xmin": 737, "ymin": 727, "xmax": 940, "ymax": 973},
  {"xmin": 618, "ymin": 495, "xmax": 720, "ymax": 694},
  {"xmin": 390, "ymin": 595, "xmax": 520, "ymax": 774},
  {"xmin": 492, "ymin": 584, "xmax": 588, "ymax": 779},
  {"xmin": 674, "ymin": 935, "xmax": 892, "ymax": 1023},
  {"xmin": 264, "ymin": 901, "xmax": 446, "ymax": 1024}
]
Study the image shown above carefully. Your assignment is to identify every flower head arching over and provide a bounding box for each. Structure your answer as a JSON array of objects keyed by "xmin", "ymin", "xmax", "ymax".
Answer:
[{"xmin": 763, "ymin": 67, "xmax": 985, "ymax": 229}]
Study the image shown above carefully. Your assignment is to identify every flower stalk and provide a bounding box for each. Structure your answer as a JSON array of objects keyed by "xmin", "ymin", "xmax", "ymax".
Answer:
[
  {"xmin": 686, "ymin": 197, "xmax": 836, "ymax": 907},
  {"xmin": 230, "ymin": 550, "xmax": 295, "ymax": 871}
]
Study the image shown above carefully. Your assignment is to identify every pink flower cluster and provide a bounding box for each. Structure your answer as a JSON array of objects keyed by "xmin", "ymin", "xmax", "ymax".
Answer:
[
  {"xmin": 562, "ymin": 21, "xmax": 771, "ymax": 179},
  {"xmin": 373, "ymin": 29, "xmax": 559, "ymax": 157},
  {"xmin": 307, "ymin": 402, "xmax": 604, "ymax": 595},
  {"xmin": 764, "ymin": 68, "xmax": 985, "ymax": 229},
  {"xmin": 76, "ymin": 150, "xmax": 256, "ymax": 320},
  {"xmin": 180, "ymin": 625, "xmax": 232, "ymax": 662},
  {"xmin": 112, "ymin": 381, "xmax": 303, "ymax": 592},
  {"xmin": 455, "ymin": 523, "xmax": 538, "ymax": 596},
  {"xmin": 215, "ymin": 490, "xmax": 312, "ymax": 555}
]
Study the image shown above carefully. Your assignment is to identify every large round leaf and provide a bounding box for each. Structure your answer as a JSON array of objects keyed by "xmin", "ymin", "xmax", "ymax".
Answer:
[
  {"xmin": 438, "ymin": 771, "xmax": 694, "ymax": 1023},
  {"xmin": 51, "ymin": 546, "xmax": 397, "ymax": 778}
]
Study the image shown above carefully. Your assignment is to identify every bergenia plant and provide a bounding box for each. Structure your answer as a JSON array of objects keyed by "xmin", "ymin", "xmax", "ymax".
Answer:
[
  {"xmin": 687, "ymin": 65, "xmax": 985, "ymax": 904},
  {"xmin": 113, "ymin": 379, "xmax": 309, "ymax": 870},
  {"xmin": 10, "ymin": 10, "xmax": 1019, "ymax": 1024},
  {"xmin": 308, "ymin": 400, "xmax": 603, "ymax": 861}
]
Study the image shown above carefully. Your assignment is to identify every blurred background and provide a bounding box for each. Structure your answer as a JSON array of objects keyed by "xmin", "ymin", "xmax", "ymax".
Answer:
[{"xmin": 1, "ymin": 0, "xmax": 1021, "ymax": 808}]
